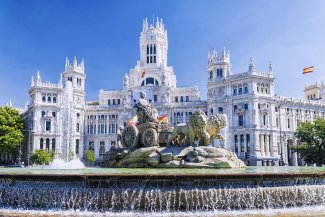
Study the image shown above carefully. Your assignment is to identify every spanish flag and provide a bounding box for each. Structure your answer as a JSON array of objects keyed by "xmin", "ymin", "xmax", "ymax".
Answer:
[
  {"xmin": 141, "ymin": 70, "xmax": 146, "ymax": 78},
  {"xmin": 303, "ymin": 66, "xmax": 314, "ymax": 74},
  {"xmin": 128, "ymin": 115, "xmax": 138, "ymax": 125},
  {"xmin": 158, "ymin": 114, "xmax": 168, "ymax": 124}
]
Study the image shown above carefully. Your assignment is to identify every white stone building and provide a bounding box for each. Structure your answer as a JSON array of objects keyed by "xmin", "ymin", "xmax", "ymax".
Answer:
[{"xmin": 23, "ymin": 18, "xmax": 325, "ymax": 166}]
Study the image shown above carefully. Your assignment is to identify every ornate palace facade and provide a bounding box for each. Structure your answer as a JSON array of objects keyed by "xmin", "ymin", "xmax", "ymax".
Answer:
[{"xmin": 23, "ymin": 18, "xmax": 325, "ymax": 166}]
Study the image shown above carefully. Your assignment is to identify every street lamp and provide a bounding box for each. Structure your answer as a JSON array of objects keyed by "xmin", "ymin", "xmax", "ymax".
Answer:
[{"xmin": 274, "ymin": 95, "xmax": 288, "ymax": 166}]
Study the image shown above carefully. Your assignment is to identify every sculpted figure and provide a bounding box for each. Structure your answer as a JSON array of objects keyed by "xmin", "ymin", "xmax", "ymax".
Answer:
[
  {"xmin": 168, "ymin": 110, "xmax": 227, "ymax": 146},
  {"xmin": 134, "ymin": 91, "xmax": 158, "ymax": 124}
]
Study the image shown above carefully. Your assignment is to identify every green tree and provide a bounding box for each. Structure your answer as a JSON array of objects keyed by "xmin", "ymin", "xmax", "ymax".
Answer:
[
  {"xmin": 31, "ymin": 150, "xmax": 53, "ymax": 165},
  {"xmin": 0, "ymin": 106, "xmax": 24, "ymax": 155},
  {"xmin": 293, "ymin": 117, "xmax": 325, "ymax": 166},
  {"xmin": 85, "ymin": 150, "xmax": 96, "ymax": 164}
]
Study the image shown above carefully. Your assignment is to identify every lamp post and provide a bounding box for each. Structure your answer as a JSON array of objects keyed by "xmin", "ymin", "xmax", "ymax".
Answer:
[{"xmin": 274, "ymin": 95, "xmax": 287, "ymax": 166}]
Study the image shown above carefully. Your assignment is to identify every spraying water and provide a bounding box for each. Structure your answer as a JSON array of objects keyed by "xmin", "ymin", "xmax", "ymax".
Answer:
[{"xmin": 48, "ymin": 81, "xmax": 84, "ymax": 169}]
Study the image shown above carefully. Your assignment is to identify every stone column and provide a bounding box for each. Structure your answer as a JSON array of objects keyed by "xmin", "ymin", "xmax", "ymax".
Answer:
[{"xmin": 260, "ymin": 134, "xmax": 264, "ymax": 156}]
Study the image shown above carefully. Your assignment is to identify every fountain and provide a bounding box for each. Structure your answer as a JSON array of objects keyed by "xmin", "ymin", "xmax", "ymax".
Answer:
[
  {"xmin": 48, "ymin": 80, "xmax": 84, "ymax": 169},
  {"xmin": 4, "ymin": 88, "xmax": 324, "ymax": 216}
]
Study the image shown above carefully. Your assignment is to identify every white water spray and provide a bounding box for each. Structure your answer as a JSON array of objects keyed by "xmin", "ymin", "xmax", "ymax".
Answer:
[{"xmin": 49, "ymin": 81, "xmax": 84, "ymax": 169}]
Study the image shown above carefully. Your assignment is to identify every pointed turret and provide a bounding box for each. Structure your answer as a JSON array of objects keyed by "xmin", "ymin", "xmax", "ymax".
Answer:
[
  {"xmin": 142, "ymin": 17, "xmax": 148, "ymax": 32},
  {"xmin": 36, "ymin": 70, "xmax": 41, "ymax": 84},
  {"xmin": 31, "ymin": 76, "xmax": 34, "ymax": 87}
]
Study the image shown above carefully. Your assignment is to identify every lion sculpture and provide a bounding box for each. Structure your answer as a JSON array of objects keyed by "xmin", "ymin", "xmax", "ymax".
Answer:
[{"xmin": 168, "ymin": 109, "xmax": 227, "ymax": 146}]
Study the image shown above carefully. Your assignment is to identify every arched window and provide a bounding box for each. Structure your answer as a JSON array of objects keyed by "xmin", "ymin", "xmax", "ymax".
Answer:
[
  {"xmin": 150, "ymin": 44, "xmax": 153, "ymax": 54},
  {"xmin": 52, "ymin": 138, "xmax": 56, "ymax": 151},
  {"xmin": 210, "ymin": 108, "xmax": 213, "ymax": 115},
  {"xmin": 146, "ymin": 77, "xmax": 154, "ymax": 86},
  {"xmin": 40, "ymin": 138, "xmax": 44, "ymax": 150},
  {"xmin": 209, "ymin": 70, "xmax": 213, "ymax": 80},
  {"xmin": 47, "ymin": 96, "xmax": 51, "ymax": 102},
  {"xmin": 153, "ymin": 44, "xmax": 156, "ymax": 54},
  {"xmin": 244, "ymin": 86, "xmax": 248, "ymax": 94},
  {"xmin": 46, "ymin": 138, "xmax": 50, "ymax": 150},
  {"xmin": 147, "ymin": 45, "xmax": 149, "ymax": 54},
  {"xmin": 42, "ymin": 96, "xmax": 46, "ymax": 102},
  {"xmin": 53, "ymin": 97, "xmax": 57, "ymax": 103}
]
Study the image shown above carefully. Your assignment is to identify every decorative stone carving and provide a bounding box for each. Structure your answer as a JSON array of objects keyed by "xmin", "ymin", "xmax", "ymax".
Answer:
[
  {"xmin": 168, "ymin": 109, "xmax": 227, "ymax": 146},
  {"xmin": 102, "ymin": 146, "xmax": 245, "ymax": 168}
]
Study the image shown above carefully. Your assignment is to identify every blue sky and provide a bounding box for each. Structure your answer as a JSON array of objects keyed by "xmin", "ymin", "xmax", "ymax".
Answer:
[{"xmin": 0, "ymin": 0, "xmax": 325, "ymax": 107}]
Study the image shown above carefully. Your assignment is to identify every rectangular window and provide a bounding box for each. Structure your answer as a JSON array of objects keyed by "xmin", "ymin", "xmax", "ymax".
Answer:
[
  {"xmin": 118, "ymin": 99, "xmax": 120, "ymax": 105},
  {"xmin": 244, "ymin": 104, "xmax": 248, "ymax": 110},
  {"xmin": 45, "ymin": 121, "xmax": 51, "ymax": 131},
  {"xmin": 52, "ymin": 112, "xmax": 56, "ymax": 117},
  {"xmin": 218, "ymin": 107, "xmax": 223, "ymax": 113},
  {"xmin": 180, "ymin": 96, "xmax": 184, "ymax": 102},
  {"xmin": 113, "ymin": 99, "xmax": 116, "ymax": 105},
  {"xmin": 186, "ymin": 96, "xmax": 189, "ymax": 102},
  {"xmin": 246, "ymin": 134, "xmax": 250, "ymax": 152},
  {"xmin": 154, "ymin": 56, "xmax": 156, "ymax": 63},
  {"xmin": 150, "ymin": 56, "xmax": 152, "ymax": 63},
  {"xmin": 234, "ymin": 135, "xmax": 238, "ymax": 153},
  {"xmin": 239, "ymin": 88, "xmax": 243, "ymax": 95},
  {"xmin": 154, "ymin": 95, "xmax": 157, "ymax": 102},
  {"xmin": 76, "ymin": 123, "xmax": 79, "ymax": 132},
  {"xmin": 288, "ymin": 119, "xmax": 290, "ymax": 129},
  {"xmin": 76, "ymin": 139, "xmax": 79, "ymax": 154},
  {"xmin": 234, "ymin": 105, "xmax": 237, "ymax": 111},
  {"xmin": 240, "ymin": 134, "xmax": 245, "ymax": 152},
  {"xmin": 108, "ymin": 99, "xmax": 111, "ymax": 105},
  {"xmin": 175, "ymin": 96, "xmax": 178, "ymax": 102},
  {"xmin": 239, "ymin": 115, "xmax": 244, "ymax": 127},
  {"xmin": 147, "ymin": 56, "xmax": 149, "ymax": 63}
]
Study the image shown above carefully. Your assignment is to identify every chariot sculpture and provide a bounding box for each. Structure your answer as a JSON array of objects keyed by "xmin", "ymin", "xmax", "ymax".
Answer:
[
  {"xmin": 120, "ymin": 91, "xmax": 173, "ymax": 148},
  {"xmin": 119, "ymin": 91, "xmax": 226, "ymax": 148}
]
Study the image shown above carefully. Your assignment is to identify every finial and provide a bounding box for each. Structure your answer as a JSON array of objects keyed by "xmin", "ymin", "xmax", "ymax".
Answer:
[
  {"xmin": 36, "ymin": 70, "xmax": 41, "ymax": 83},
  {"xmin": 73, "ymin": 56, "xmax": 77, "ymax": 67},
  {"xmin": 65, "ymin": 57, "xmax": 69, "ymax": 68},
  {"xmin": 269, "ymin": 61, "xmax": 273, "ymax": 73},
  {"xmin": 7, "ymin": 99, "xmax": 12, "ymax": 107},
  {"xmin": 31, "ymin": 76, "xmax": 34, "ymax": 87},
  {"xmin": 249, "ymin": 58, "xmax": 256, "ymax": 72},
  {"xmin": 58, "ymin": 73, "xmax": 63, "ymax": 86}
]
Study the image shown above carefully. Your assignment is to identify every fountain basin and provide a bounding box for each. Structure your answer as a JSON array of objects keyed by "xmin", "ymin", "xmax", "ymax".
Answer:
[{"xmin": 0, "ymin": 167, "xmax": 325, "ymax": 212}]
